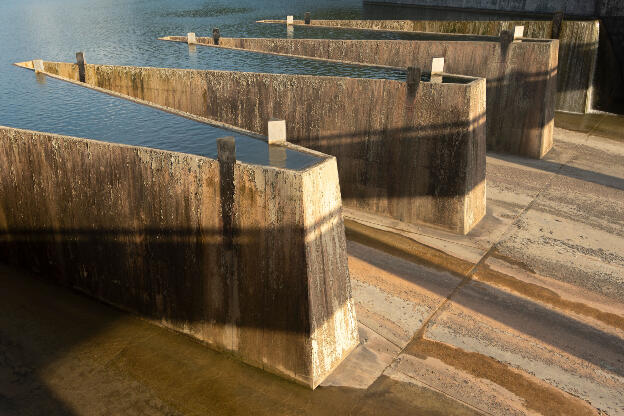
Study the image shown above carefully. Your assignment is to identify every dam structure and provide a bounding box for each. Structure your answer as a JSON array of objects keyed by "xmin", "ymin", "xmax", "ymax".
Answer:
[
  {"xmin": 161, "ymin": 34, "xmax": 557, "ymax": 159},
  {"xmin": 361, "ymin": 0, "xmax": 624, "ymax": 17},
  {"xmin": 15, "ymin": 59, "xmax": 487, "ymax": 235},
  {"xmin": 258, "ymin": 17, "xmax": 611, "ymax": 115},
  {"xmin": 0, "ymin": 123, "xmax": 359, "ymax": 389}
]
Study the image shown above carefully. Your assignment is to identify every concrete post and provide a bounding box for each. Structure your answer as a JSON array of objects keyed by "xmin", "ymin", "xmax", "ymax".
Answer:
[
  {"xmin": 268, "ymin": 119, "xmax": 287, "ymax": 144},
  {"xmin": 217, "ymin": 136, "xmax": 236, "ymax": 163},
  {"xmin": 406, "ymin": 66, "xmax": 421, "ymax": 97},
  {"xmin": 33, "ymin": 59, "xmax": 44, "ymax": 73},
  {"xmin": 217, "ymin": 136, "xmax": 236, "ymax": 254},
  {"xmin": 187, "ymin": 32, "xmax": 197, "ymax": 45},
  {"xmin": 514, "ymin": 25, "xmax": 525, "ymax": 41},
  {"xmin": 431, "ymin": 57, "xmax": 444, "ymax": 83},
  {"xmin": 500, "ymin": 30, "xmax": 513, "ymax": 57},
  {"xmin": 551, "ymin": 12, "xmax": 564, "ymax": 39},
  {"xmin": 212, "ymin": 28, "xmax": 220, "ymax": 45},
  {"xmin": 76, "ymin": 52, "xmax": 86, "ymax": 83},
  {"xmin": 287, "ymin": 15, "xmax": 294, "ymax": 25},
  {"xmin": 304, "ymin": 12, "xmax": 311, "ymax": 25}
]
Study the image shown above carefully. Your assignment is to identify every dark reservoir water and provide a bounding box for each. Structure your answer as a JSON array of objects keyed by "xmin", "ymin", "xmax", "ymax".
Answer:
[{"xmin": 0, "ymin": 0, "xmax": 416, "ymax": 170}]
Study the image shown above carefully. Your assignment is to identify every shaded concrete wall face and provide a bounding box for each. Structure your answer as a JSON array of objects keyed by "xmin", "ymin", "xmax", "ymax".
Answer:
[
  {"xmin": 0, "ymin": 126, "xmax": 358, "ymax": 388},
  {"xmin": 189, "ymin": 36, "xmax": 556, "ymax": 159},
  {"xmin": 280, "ymin": 19, "xmax": 597, "ymax": 114},
  {"xmin": 362, "ymin": 0, "xmax": 624, "ymax": 17},
  {"xmin": 32, "ymin": 61, "xmax": 486, "ymax": 234}
]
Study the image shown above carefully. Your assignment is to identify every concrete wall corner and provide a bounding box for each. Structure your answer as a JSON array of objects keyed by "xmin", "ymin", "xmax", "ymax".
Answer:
[{"xmin": 301, "ymin": 157, "xmax": 359, "ymax": 387}]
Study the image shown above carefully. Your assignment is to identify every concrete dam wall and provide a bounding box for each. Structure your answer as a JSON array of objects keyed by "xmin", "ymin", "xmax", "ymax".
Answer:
[
  {"xmin": 15, "ymin": 60, "xmax": 487, "ymax": 234},
  {"xmin": 260, "ymin": 19, "xmax": 599, "ymax": 114},
  {"xmin": 164, "ymin": 35, "xmax": 557, "ymax": 159},
  {"xmin": 361, "ymin": 0, "xmax": 624, "ymax": 17},
  {"xmin": 0, "ymin": 125, "xmax": 359, "ymax": 389}
]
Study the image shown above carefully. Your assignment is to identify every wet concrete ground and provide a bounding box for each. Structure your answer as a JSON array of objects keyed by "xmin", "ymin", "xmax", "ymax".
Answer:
[
  {"xmin": 1, "ymin": 124, "xmax": 623, "ymax": 415},
  {"xmin": 555, "ymin": 111, "xmax": 624, "ymax": 142}
]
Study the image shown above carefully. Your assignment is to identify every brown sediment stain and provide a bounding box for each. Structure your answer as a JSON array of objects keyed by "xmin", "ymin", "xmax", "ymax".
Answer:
[
  {"xmin": 405, "ymin": 338, "xmax": 598, "ymax": 416},
  {"xmin": 489, "ymin": 248, "xmax": 536, "ymax": 274},
  {"xmin": 344, "ymin": 219, "xmax": 474, "ymax": 277},
  {"xmin": 474, "ymin": 262, "xmax": 624, "ymax": 331}
]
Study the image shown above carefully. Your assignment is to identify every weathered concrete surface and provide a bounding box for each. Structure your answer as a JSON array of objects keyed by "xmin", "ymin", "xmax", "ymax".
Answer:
[
  {"xmin": 259, "ymin": 19, "xmax": 600, "ymax": 114},
  {"xmin": 1, "ymin": 123, "xmax": 622, "ymax": 413},
  {"xmin": 556, "ymin": 111, "xmax": 624, "ymax": 142},
  {"xmin": 0, "ymin": 125, "xmax": 358, "ymax": 388},
  {"xmin": 15, "ymin": 60, "xmax": 487, "ymax": 234},
  {"xmin": 163, "ymin": 35, "xmax": 557, "ymax": 159},
  {"xmin": 361, "ymin": 0, "xmax": 624, "ymax": 17},
  {"xmin": 338, "ymin": 125, "xmax": 624, "ymax": 414}
]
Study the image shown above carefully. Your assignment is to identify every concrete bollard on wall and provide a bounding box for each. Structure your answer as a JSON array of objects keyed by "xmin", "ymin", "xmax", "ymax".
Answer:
[
  {"xmin": 430, "ymin": 57, "xmax": 444, "ymax": 83},
  {"xmin": 187, "ymin": 32, "xmax": 197, "ymax": 45},
  {"xmin": 513, "ymin": 25, "xmax": 525, "ymax": 41},
  {"xmin": 287, "ymin": 15, "xmax": 294, "ymax": 25},
  {"xmin": 32, "ymin": 59, "xmax": 44, "ymax": 73},
  {"xmin": 267, "ymin": 118, "xmax": 287, "ymax": 144}
]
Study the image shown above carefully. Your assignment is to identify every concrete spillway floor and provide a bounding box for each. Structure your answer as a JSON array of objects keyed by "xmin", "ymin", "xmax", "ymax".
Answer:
[{"xmin": 1, "ymin": 124, "xmax": 623, "ymax": 415}]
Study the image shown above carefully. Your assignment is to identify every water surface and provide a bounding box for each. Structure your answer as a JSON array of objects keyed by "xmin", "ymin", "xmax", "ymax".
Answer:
[{"xmin": 0, "ymin": 0, "xmax": 413, "ymax": 169}]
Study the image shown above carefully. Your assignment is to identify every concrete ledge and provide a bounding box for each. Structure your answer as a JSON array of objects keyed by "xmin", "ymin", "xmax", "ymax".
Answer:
[
  {"xmin": 0, "ymin": 125, "xmax": 358, "ymax": 389},
  {"xmin": 15, "ymin": 60, "xmax": 487, "ymax": 234},
  {"xmin": 162, "ymin": 35, "xmax": 555, "ymax": 159},
  {"xmin": 257, "ymin": 19, "xmax": 598, "ymax": 114}
]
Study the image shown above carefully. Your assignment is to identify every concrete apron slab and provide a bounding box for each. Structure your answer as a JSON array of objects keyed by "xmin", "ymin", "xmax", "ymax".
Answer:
[{"xmin": 340, "ymin": 126, "xmax": 624, "ymax": 414}]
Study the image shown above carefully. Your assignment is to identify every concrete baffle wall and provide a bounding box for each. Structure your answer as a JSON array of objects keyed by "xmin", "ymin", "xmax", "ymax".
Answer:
[
  {"xmin": 360, "ymin": 0, "xmax": 624, "ymax": 17},
  {"xmin": 161, "ymin": 35, "xmax": 556, "ymax": 159},
  {"xmin": 0, "ymin": 125, "xmax": 359, "ymax": 389},
  {"xmin": 258, "ymin": 19, "xmax": 598, "ymax": 114},
  {"xmin": 14, "ymin": 60, "xmax": 487, "ymax": 234}
]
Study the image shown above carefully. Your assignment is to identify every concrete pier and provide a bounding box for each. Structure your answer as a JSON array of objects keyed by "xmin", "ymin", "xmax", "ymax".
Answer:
[
  {"xmin": 258, "ymin": 18, "xmax": 601, "ymax": 114},
  {"xmin": 0, "ymin": 125, "xmax": 358, "ymax": 388},
  {"xmin": 161, "ymin": 35, "xmax": 556, "ymax": 159},
  {"xmin": 15, "ymin": 59, "xmax": 487, "ymax": 234}
]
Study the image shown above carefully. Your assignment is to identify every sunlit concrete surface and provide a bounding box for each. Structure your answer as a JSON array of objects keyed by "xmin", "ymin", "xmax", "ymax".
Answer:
[
  {"xmin": 1, "ymin": 123, "xmax": 623, "ymax": 414},
  {"xmin": 341, "ymin": 124, "xmax": 624, "ymax": 415}
]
